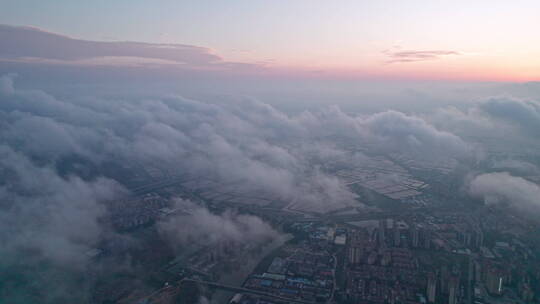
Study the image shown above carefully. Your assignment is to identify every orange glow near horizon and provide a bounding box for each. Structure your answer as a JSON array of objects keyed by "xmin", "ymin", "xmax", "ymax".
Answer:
[{"xmin": 260, "ymin": 54, "xmax": 540, "ymax": 83}]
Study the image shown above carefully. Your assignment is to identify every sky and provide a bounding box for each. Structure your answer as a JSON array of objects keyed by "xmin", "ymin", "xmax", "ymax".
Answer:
[{"xmin": 1, "ymin": 0, "xmax": 540, "ymax": 81}]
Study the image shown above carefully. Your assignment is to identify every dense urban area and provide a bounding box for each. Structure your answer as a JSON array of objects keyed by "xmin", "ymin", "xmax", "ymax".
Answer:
[{"xmin": 76, "ymin": 145, "xmax": 540, "ymax": 304}]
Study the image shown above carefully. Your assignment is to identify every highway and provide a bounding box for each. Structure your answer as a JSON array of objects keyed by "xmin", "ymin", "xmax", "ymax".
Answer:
[{"xmin": 181, "ymin": 279, "xmax": 317, "ymax": 304}]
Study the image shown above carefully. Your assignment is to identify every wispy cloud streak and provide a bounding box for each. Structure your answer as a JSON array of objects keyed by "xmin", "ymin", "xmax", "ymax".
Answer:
[{"xmin": 384, "ymin": 49, "xmax": 460, "ymax": 63}]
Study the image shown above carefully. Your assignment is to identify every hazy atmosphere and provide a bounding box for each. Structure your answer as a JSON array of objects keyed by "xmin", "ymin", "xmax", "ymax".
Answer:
[{"xmin": 1, "ymin": 1, "xmax": 540, "ymax": 304}]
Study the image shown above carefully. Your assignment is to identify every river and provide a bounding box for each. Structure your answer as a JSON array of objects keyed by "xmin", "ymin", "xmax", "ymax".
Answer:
[{"xmin": 211, "ymin": 233, "xmax": 293, "ymax": 303}]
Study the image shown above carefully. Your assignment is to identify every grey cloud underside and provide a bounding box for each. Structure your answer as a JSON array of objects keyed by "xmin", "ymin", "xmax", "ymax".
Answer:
[{"xmin": 0, "ymin": 24, "xmax": 257, "ymax": 70}]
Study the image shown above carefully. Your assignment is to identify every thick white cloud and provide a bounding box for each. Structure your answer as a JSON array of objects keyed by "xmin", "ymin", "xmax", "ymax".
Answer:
[
  {"xmin": 361, "ymin": 110, "xmax": 471, "ymax": 158},
  {"xmin": 0, "ymin": 74, "xmax": 474, "ymax": 212},
  {"xmin": 479, "ymin": 97, "xmax": 540, "ymax": 135},
  {"xmin": 0, "ymin": 145, "xmax": 125, "ymax": 265},
  {"xmin": 469, "ymin": 172, "xmax": 540, "ymax": 213},
  {"xmin": 430, "ymin": 97, "xmax": 540, "ymax": 138},
  {"xmin": 158, "ymin": 199, "xmax": 279, "ymax": 249},
  {"xmin": 0, "ymin": 73, "xmax": 16, "ymax": 95}
]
